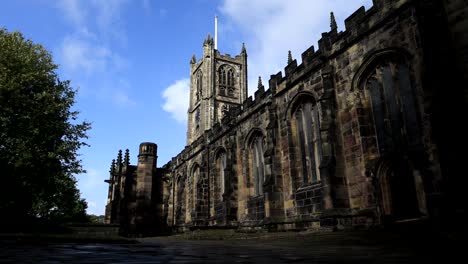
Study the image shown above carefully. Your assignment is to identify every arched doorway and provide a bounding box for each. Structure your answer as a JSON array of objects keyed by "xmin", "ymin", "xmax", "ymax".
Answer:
[{"xmin": 377, "ymin": 157, "xmax": 421, "ymax": 222}]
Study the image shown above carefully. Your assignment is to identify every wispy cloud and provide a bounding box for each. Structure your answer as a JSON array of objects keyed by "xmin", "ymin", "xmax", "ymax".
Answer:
[
  {"xmin": 59, "ymin": 34, "xmax": 128, "ymax": 75},
  {"xmin": 162, "ymin": 79, "xmax": 190, "ymax": 124},
  {"xmin": 57, "ymin": 0, "xmax": 127, "ymax": 34},
  {"xmin": 56, "ymin": 0, "xmax": 134, "ymax": 106},
  {"xmin": 60, "ymin": 35, "xmax": 111, "ymax": 74},
  {"xmin": 113, "ymin": 90, "xmax": 136, "ymax": 107},
  {"xmin": 91, "ymin": 0, "xmax": 128, "ymax": 44},
  {"xmin": 219, "ymin": 0, "xmax": 373, "ymax": 95},
  {"xmin": 57, "ymin": 0, "xmax": 87, "ymax": 28}
]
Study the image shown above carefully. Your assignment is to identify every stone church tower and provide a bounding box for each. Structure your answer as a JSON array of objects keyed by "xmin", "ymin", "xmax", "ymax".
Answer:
[{"xmin": 187, "ymin": 34, "xmax": 248, "ymax": 145}]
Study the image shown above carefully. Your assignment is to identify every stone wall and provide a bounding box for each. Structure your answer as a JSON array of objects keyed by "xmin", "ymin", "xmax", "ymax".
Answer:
[
  {"xmin": 159, "ymin": 0, "xmax": 444, "ymax": 231},
  {"xmin": 105, "ymin": 0, "xmax": 463, "ymax": 236}
]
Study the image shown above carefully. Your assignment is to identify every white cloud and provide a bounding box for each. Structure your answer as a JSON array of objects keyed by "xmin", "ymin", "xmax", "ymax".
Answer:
[
  {"xmin": 113, "ymin": 90, "xmax": 136, "ymax": 107},
  {"xmin": 162, "ymin": 79, "xmax": 190, "ymax": 124},
  {"xmin": 57, "ymin": 0, "xmax": 87, "ymax": 28},
  {"xmin": 219, "ymin": 0, "xmax": 373, "ymax": 95},
  {"xmin": 58, "ymin": 0, "xmax": 127, "ymax": 34},
  {"xmin": 86, "ymin": 200, "xmax": 105, "ymax": 215},
  {"xmin": 91, "ymin": 0, "xmax": 128, "ymax": 43},
  {"xmin": 57, "ymin": 0, "xmax": 129, "ymax": 74},
  {"xmin": 60, "ymin": 35, "xmax": 111, "ymax": 74},
  {"xmin": 56, "ymin": 0, "xmax": 134, "ymax": 106}
]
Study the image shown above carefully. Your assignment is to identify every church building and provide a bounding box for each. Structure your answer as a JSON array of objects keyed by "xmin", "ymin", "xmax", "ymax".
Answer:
[{"xmin": 105, "ymin": 0, "xmax": 468, "ymax": 236}]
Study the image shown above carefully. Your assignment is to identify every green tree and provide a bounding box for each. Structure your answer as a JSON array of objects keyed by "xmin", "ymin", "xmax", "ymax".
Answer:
[
  {"xmin": 87, "ymin": 214, "xmax": 105, "ymax": 224},
  {"xmin": 0, "ymin": 28, "xmax": 91, "ymax": 227}
]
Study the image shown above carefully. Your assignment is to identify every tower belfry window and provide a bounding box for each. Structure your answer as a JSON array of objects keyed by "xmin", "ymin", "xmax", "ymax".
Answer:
[{"xmin": 219, "ymin": 66, "xmax": 235, "ymax": 97}]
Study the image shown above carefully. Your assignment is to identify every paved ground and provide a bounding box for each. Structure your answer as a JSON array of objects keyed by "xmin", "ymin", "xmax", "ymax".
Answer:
[{"xmin": 0, "ymin": 228, "xmax": 463, "ymax": 263}]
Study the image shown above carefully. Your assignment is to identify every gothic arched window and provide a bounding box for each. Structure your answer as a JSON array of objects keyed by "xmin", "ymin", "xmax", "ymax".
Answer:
[
  {"xmin": 292, "ymin": 97, "xmax": 321, "ymax": 185},
  {"xmin": 216, "ymin": 150, "xmax": 227, "ymax": 199},
  {"xmin": 175, "ymin": 175, "xmax": 185, "ymax": 224},
  {"xmin": 191, "ymin": 165, "xmax": 200, "ymax": 210},
  {"xmin": 249, "ymin": 134, "xmax": 265, "ymax": 196},
  {"xmin": 361, "ymin": 55, "xmax": 420, "ymax": 154},
  {"xmin": 219, "ymin": 66, "xmax": 235, "ymax": 97}
]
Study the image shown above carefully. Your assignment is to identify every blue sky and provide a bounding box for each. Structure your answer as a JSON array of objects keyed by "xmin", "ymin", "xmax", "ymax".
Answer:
[{"xmin": 1, "ymin": 0, "xmax": 373, "ymax": 215}]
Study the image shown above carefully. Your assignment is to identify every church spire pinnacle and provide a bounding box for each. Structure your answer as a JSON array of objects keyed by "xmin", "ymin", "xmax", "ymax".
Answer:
[
  {"xmin": 288, "ymin": 50, "xmax": 293, "ymax": 64},
  {"xmin": 258, "ymin": 76, "xmax": 263, "ymax": 89},
  {"xmin": 190, "ymin": 54, "xmax": 196, "ymax": 64},
  {"xmin": 117, "ymin": 149, "xmax": 122, "ymax": 166},
  {"xmin": 203, "ymin": 33, "xmax": 213, "ymax": 47},
  {"xmin": 124, "ymin": 149, "xmax": 130, "ymax": 166},
  {"xmin": 110, "ymin": 159, "xmax": 115, "ymax": 174},
  {"xmin": 241, "ymin": 42, "xmax": 247, "ymax": 55},
  {"xmin": 330, "ymin": 12, "xmax": 337, "ymax": 31}
]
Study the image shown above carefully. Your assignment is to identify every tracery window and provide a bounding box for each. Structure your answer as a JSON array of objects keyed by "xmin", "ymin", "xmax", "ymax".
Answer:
[
  {"xmin": 191, "ymin": 165, "xmax": 200, "ymax": 210},
  {"xmin": 250, "ymin": 135, "xmax": 265, "ymax": 196},
  {"xmin": 362, "ymin": 57, "xmax": 420, "ymax": 153},
  {"xmin": 292, "ymin": 98, "xmax": 321, "ymax": 185},
  {"xmin": 219, "ymin": 66, "xmax": 235, "ymax": 97},
  {"xmin": 175, "ymin": 176, "xmax": 185, "ymax": 223},
  {"xmin": 216, "ymin": 151, "xmax": 227, "ymax": 199}
]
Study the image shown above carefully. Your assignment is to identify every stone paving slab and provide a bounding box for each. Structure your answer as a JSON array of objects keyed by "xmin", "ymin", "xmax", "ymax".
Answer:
[{"xmin": 0, "ymin": 229, "xmax": 463, "ymax": 263}]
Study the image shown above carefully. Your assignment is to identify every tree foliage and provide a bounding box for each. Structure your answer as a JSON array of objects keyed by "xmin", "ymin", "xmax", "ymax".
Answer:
[
  {"xmin": 87, "ymin": 214, "xmax": 105, "ymax": 224},
  {"xmin": 0, "ymin": 28, "xmax": 91, "ymax": 226}
]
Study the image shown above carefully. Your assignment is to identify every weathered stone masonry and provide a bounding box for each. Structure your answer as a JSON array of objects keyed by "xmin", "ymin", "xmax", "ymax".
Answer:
[{"xmin": 105, "ymin": 0, "xmax": 468, "ymax": 236}]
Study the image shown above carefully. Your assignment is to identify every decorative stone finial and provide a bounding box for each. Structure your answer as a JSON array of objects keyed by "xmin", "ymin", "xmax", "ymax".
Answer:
[
  {"xmin": 205, "ymin": 33, "xmax": 213, "ymax": 46},
  {"xmin": 124, "ymin": 149, "xmax": 130, "ymax": 166},
  {"xmin": 241, "ymin": 42, "xmax": 247, "ymax": 54},
  {"xmin": 190, "ymin": 54, "xmax": 196, "ymax": 64},
  {"xmin": 203, "ymin": 34, "xmax": 213, "ymax": 46},
  {"xmin": 117, "ymin": 149, "xmax": 122, "ymax": 166},
  {"xmin": 330, "ymin": 12, "xmax": 337, "ymax": 31},
  {"xmin": 110, "ymin": 159, "xmax": 115, "ymax": 174},
  {"xmin": 288, "ymin": 50, "xmax": 293, "ymax": 64},
  {"xmin": 258, "ymin": 76, "xmax": 263, "ymax": 89}
]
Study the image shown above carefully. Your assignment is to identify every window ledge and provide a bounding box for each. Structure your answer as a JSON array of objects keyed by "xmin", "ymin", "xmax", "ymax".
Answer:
[{"xmin": 296, "ymin": 181, "xmax": 322, "ymax": 191}]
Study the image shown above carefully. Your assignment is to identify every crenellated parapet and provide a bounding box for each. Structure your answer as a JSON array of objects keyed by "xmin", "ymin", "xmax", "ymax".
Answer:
[{"xmin": 259, "ymin": 0, "xmax": 413, "ymax": 98}]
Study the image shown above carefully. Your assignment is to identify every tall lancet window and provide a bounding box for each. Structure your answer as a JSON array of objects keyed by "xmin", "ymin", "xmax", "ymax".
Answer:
[
  {"xmin": 191, "ymin": 165, "xmax": 200, "ymax": 210},
  {"xmin": 219, "ymin": 66, "xmax": 235, "ymax": 97},
  {"xmin": 250, "ymin": 135, "xmax": 265, "ymax": 196},
  {"xmin": 363, "ymin": 57, "xmax": 420, "ymax": 153},
  {"xmin": 293, "ymin": 98, "xmax": 322, "ymax": 184},
  {"xmin": 217, "ymin": 151, "xmax": 227, "ymax": 199},
  {"xmin": 196, "ymin": 72, "xmax": 203, "ymax": 102}
]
